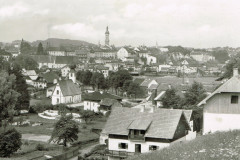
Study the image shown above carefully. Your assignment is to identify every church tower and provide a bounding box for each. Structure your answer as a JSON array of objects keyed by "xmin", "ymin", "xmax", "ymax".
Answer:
[{"xmin": 105, "ymin": 26, "xmax": 110, "ymax": 46}]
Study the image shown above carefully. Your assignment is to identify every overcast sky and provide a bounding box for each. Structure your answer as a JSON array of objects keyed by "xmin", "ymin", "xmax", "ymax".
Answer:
[{"xmin": 1, "ymin": 0, "xmax": 240, "ymax": 48}]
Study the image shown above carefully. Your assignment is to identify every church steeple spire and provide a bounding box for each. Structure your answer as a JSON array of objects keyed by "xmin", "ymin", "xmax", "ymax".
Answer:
[{"xmin": 105, "ymin": 26, "xmax": 110, "ymax": 46}]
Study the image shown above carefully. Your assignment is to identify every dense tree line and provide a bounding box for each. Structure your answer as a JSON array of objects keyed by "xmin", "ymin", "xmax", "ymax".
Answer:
[
  {"xmin": 76, "ymin": 69, "xmax": 143, "ymax": 97},
  {"xmin": 0, "ymin": 57, "xmax": 30, "ymax": 157}
]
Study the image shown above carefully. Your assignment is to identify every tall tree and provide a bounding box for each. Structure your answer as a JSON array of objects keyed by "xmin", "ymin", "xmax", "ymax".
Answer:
[
  {"xmin": 127, "ymin": 82, "xmax": 143, "ymax": 98},
  {"xmin": 90, "ymin": 72, "xmax": 105, "ymax": 90},
  {"xmin": 9, "ymin": 64, "xmax": 30, "ymax": 113},
  {"xmin": 49, "ymin": 115, "xmax": 79, "ymax": 147},
  {"xmin": 37, "ymin": 42, "xmax": 44, "ymax": 55},
  {"xmin": 0, "ymin": 71, "xmax": 20, "ymax": 130},
  {"xmin": 83, "ymin": 70, "xmax": 93, "ymax": 86},
  {"xmin": 183, "ymin": 81, "xmax": 207, "ymax": 107},
  {"xmin": 161, "ymin": 88, "xmax": 181, "ymax": 109},
  {"xmin": 20, "ymin": 40, "xmax": 32, "ymax": 55}
]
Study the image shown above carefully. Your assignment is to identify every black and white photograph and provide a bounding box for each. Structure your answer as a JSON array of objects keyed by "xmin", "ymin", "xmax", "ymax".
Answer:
[{"xmin": 0, "ymin": 0, "xmax": 240, "ymax": 159}]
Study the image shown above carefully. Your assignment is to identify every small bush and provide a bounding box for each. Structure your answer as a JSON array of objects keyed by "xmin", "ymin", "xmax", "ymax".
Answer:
[
  {"xmin": 36, "ymin": 143, "xmax": 44, "ymax": 151},
  {"xmin": 35, "ymin": 143, "xmax": 45, "ymax": 151}
]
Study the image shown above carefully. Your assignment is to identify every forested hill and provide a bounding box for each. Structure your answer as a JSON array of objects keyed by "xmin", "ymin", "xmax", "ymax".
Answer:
[{"xmin": 31, "ymin": 38, "xmax": 97, "ymax": 48}]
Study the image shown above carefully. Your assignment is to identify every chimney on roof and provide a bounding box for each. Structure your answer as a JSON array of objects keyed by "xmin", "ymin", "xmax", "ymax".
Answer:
[{"xmin": 233, "ymin": 68, "xmax": 238, "ymax": 77}]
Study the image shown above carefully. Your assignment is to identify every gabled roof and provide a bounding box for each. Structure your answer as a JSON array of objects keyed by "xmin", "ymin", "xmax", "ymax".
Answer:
[
  {"xmin": 154, "ymin": 91, "xmax": 166, "ymax": 101},
  {"xmin": 100, "ymin": 98, "xmax": 122, "ymax": 107},
  {"xmin": 55, "ymin": 56, "xmax": 76, "ymax": 64},
  {"xmin": 128, "ymin": 119, "xmax": 152, "ymax": 130},
  {"xmin": 31, "ymin": 55, "xmax": 55, "ymax": 63},
  {"xmin": 148, "ymin": 84, "xmax": 159, "ymax": 90},
  {"xmin": 84, "ymin": 91, "xmax": 122, "ymax": 102},
  {"xmin": 41, "ymin": 71, "xmax": 59, "ymax": 83},
  {"xmin": 58, "ymin": 80, "xmax": 81, "ymax": 96},
  {"xmin": 102, "ymin": 107, "xmax": 191, "ymax": 139},
  {"xmin": 133, "ymin": 78, "xmax": 145, "ymax": 85},
  {"xmin": 198, "ymin": 76, "xmax": 240, "ymax": 106}
]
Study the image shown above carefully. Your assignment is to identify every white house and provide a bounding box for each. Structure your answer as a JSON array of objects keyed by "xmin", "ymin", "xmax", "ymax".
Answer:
[
  {"xmin": 51, "ymin": 80, "xmax": 81, "ymax": 105},
  {"xmin": 198, "ymin": 68, "xmax": 240, "ymax": 135},
  {"xmin": 101, "ymin": 107, "xmax": 195, "ymax": 160},
  {"xmin": 84, "ymin": 91, "xmax": 122, "ymax": 112},
  {"xmin": 117, "ymin": 47, "xmax": 134, "ymax": 60},
  {"xmin": 61, "ymin": 65, "xmax": 71, "ymax": 77}
]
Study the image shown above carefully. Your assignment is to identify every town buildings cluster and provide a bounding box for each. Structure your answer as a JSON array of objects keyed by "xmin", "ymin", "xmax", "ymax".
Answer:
[{"xmin": 0, "ymin": 26, "xmax": 239, "ymax": 160}]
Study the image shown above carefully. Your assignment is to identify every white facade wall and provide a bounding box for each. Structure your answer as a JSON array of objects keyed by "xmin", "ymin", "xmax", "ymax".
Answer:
[
  {"xmin": 38, "ymin": 62, "xmax": 54, "ymax": 69},
  {"xmin": 117, "ymin": 48, "xmax": 129, "ymax": 60},
  {"xmin": 108, "ymin": 138, "xmax": 170, "ymax": 154},
  {"xmin": 203, "ymin": 113, "xmax": 240, "ymax": 135},
  {"xmin": 53, "ymin": 64, "xmax": 66, "ymax": 69},
  {"xmin": 48, "ymin": 51, "xmax": 66, "ymax": 56},
  {"xmin": 33, "ymin": 82, "xmax": 47, "ymax": 89},
  {"xmin": 146, "ymin": 55, "xmax": 157, "ymax": 65},
  {"xmin": 84, "ymin": 101, "xmax": 100, "ymax": 112},
  {"xmin": 52, "ymin": 85, "xmax": 64, "ymax": 105},
  {"xmin": 61, "ymin": 66, "xmax": 71, "ymax": 77},
  {"xmin": 186, "ymin": 120, "xmax": 196, "ymax": 140}
]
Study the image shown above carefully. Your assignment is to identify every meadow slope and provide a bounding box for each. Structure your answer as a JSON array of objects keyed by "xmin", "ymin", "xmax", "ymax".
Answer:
[{"xmin": 128, "ymin": 130, "xmax": 240, "ymax": 160}]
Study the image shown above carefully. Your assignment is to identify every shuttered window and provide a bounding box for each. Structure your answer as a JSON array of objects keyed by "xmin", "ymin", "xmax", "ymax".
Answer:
[
  {"xmin": 231, "ymin": 95, "xmax": 238, "ymax": 104},
  {"xmin": 118, "ymin": 143, "xmax": 128, "ymax": 149}
]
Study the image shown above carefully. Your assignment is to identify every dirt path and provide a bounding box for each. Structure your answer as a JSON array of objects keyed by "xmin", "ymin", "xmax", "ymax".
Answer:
[
  {"xmin": 22, "ymin": 134, "xmax": 51, "ymax": 142},
  {"xmin": 69, "ymin": 143, "xmax": 99, "ymax": 160}
]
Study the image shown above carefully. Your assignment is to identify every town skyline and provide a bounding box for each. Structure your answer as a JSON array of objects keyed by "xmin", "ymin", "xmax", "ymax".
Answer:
[{"xmin": 1, "ymin": 0, "xmax": 240, "ymax": 48}]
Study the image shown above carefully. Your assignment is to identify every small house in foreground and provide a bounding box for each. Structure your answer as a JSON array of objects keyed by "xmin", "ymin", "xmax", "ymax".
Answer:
[
  {"xmin": 101, "ymin": 107, "xmax": 195, "ymax": 160},
  {"xmin": 84, "ymin": 91, "xmax": 122, "ymax": 112},
  {"xmin": 198, "ymin": 68, "xmax": 240, "ymax": 135}
]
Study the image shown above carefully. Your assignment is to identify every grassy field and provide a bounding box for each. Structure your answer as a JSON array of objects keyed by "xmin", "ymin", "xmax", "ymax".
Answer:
[
  {"xmin": 128, "ymin": 130, "xmax": 240, "ymax": 160},
  {"xmin": 2, "ymin": 113, "xmax": 106, "ymax": 159},
  {"xmin": 14, "ymin": 113, "xmax": 106, "ymax": 140}
]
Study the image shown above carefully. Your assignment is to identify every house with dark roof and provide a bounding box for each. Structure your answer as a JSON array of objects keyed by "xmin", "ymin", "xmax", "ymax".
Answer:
[
  {"xmin": 198, "ymin": 68, "xmax": 240, "ymax": 135},
  {"xmin": 54, "ymin": 56, "xmax": 77, "ymax": 68},
  {"xmin": 101, "ymin": 107, "xmax": 195, "ymax": 159},
  {"xmin": 83, "ymin": 91, "xmax": 122, "ymax": 112},
  {"xmin": 99, "ymin": 98, "xmax": 123, "ymax": 115},
  {"xmin": 51, "ymin": 79, "xmax": 82, "ymax": 105},
  {"xmin": 31, "ymin": 55, "xmax": 55, "ymax": 69}
]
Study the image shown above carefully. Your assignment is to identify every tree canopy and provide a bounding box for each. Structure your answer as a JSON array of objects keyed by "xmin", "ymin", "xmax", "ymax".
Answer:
[
  {"xmin": 161, "ymin": 88, "xmax": 181, "ymax": 109},
  {"xmin": 49, "ymin": 115, "xmax": 79, "ymax": 147},
  {"xmin": 36, "ymin": 42, "xmax": 44, "ymax": 55},
  {"xmin": 212, "ymin": 50, "xmax": 229, "ymax": 64},
  {"xmin": 8, "ymin": 64, "xmax": 30, "ymax": 112},
  {"xmin": 0, "ymin": 128, "xmax": 22, "ymax": 157},
  {"xmin": 20, "ymin": 40, "xmax": 32, "ymax": 55},
  {"xmin": 0, "ymin": 71, "xmax": 20, "ymax": 130},
  {"xmin": 14, "ymin": 55, "xmax": 38, "ymax": 70},
  {"xmin": 183, "ymin": 81, "xmax": 207, "ymax": 107}
]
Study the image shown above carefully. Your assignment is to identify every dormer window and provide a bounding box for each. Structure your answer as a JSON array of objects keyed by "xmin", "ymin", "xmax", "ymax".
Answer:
[{"xmin": 231, "ymin": 95, "xmax": 238, "ymax": 104}]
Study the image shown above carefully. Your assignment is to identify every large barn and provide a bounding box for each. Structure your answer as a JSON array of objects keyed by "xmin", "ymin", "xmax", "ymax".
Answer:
[{"xmin": 198, "ymin": 68, "xmax": 240, "ymax": 134}]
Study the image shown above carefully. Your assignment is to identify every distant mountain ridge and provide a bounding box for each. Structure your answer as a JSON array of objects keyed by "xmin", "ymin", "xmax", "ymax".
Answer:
[{"xmin": 31, "ymin": 38, "xmax": 97, "ymax": 48}]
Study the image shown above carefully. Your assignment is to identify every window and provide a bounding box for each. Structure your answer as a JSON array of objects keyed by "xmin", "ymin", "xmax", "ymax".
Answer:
[
  {"xmin": 149, "ymin": 145, "xmax": 159, "ymax": 151},
  {"xmin": 231, "ymin": 95, "xmax": 238, "ymax": 104},
  {"xmin": 57, "ymin": 98, "xmax": 59, "ymax": 104},
  {"xmin": 118, "ymin": 143, "xmax": 128, "ymax": 149},
  {"xmin": 57, "ymin": 90, "xmax": 59, "ymax": 95}
]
